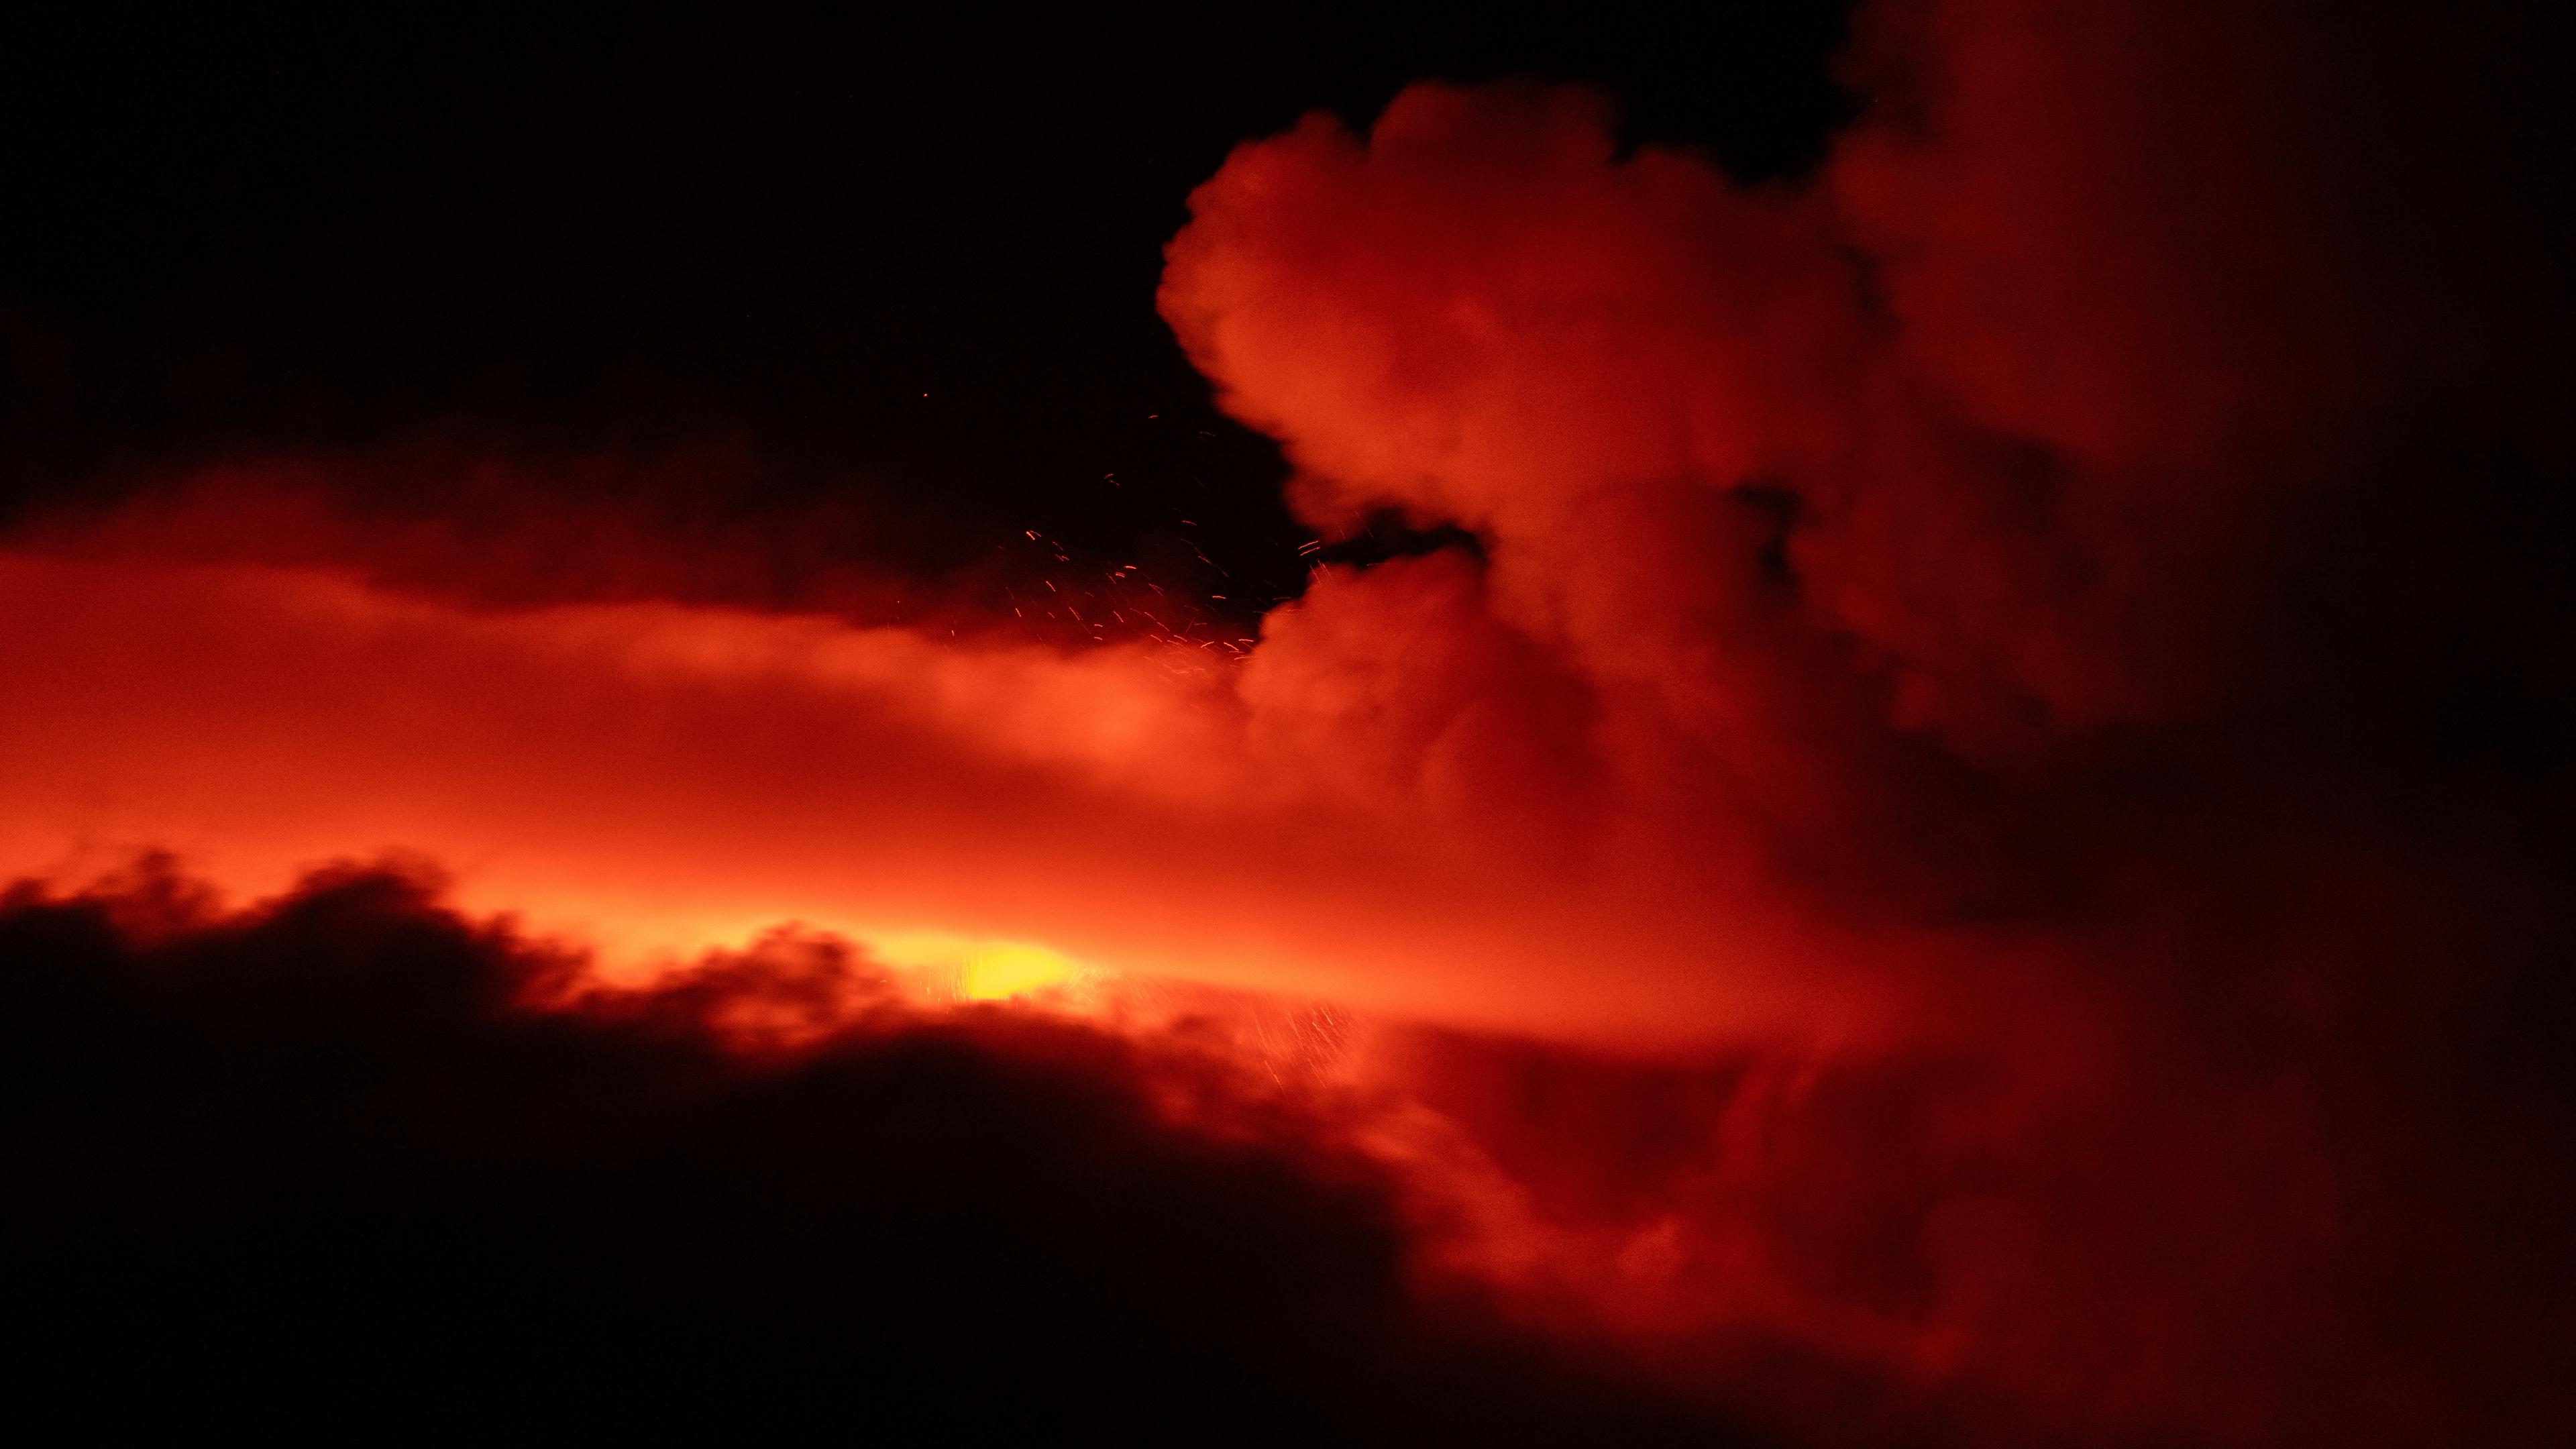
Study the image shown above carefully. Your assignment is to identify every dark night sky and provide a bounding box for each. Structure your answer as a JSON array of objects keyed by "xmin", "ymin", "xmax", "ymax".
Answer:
[{"xmin": 0, "ymin": 5, "xmax": 1852, "ymax": 606}]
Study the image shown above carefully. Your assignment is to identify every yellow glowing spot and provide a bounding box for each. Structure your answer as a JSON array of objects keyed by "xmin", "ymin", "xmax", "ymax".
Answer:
[
  {"xmin": 747, "ymin": 928, "xmax": 1100, "ymax": 1004},
  {"xmin": 960, "ymin": 943, "xmax": 1079, "ymax": 1000}
]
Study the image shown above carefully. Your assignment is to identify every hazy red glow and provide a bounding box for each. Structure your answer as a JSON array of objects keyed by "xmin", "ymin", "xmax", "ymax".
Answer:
[
  {"xmin": 0, "ymin": 545, "xmax": 1978, "ymax": 1046},
  {"xmin": 4, "ymin": 3, "xmax": 2567, "ymax": 1444}
]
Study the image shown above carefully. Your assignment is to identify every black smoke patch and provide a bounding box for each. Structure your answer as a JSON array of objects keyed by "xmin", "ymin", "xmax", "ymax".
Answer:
[{"xmin": 0, "ymin": 865, "xmax": 1748, "ymax": 1444}]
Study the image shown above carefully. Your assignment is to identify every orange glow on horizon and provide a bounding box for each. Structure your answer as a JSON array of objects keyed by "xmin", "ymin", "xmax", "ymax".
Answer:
[{"xmin": 0, "ymin": 547, "xmax": 1959, "ymax": 1051}]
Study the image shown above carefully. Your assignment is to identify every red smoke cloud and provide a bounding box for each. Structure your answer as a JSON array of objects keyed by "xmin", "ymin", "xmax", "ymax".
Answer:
[
  {"xmin": 4, "ymin": 1, "xmax": 2570, "ymax": 1444},
  {"xmin": 1146, "ymin": 7, "xmax": 2570, "ymax": 1437}
]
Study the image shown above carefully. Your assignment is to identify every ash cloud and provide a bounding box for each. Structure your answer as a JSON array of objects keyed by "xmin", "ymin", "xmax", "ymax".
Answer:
[{"xmin": 1147, "ymin": 1, "xmax": 2576, "ymax": 1440}]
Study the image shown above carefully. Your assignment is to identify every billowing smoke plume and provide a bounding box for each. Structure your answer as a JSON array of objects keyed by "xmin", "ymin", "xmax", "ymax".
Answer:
[
  {"xmin": 2, "ymin": 1, "xmax": 2569, "ymax": 1443},
  {"xmin": 1147, "ymin": 4, "xmax": 2573, "ymax": 1438}
]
